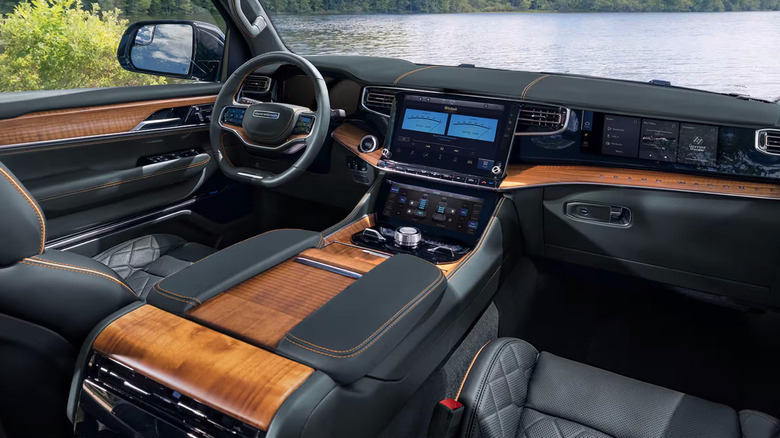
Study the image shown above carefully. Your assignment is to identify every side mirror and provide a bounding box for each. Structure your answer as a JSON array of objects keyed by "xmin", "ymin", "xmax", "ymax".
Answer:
[{"xmin": 117, "ymin": 20, "xmax": 225, "ymax": 82}]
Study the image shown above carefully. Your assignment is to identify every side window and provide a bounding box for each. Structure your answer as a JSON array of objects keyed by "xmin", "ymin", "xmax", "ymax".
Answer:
[{"xmin": 0, "ymin": 0, "xmax": 226, "ymax": 92}]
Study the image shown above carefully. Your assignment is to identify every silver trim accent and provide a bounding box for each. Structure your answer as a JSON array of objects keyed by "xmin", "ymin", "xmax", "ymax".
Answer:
[
  {"xmin": 237, "ymin": 171, "xmax": 264, "ymax": 180},
  {"xmin": 294, "ymin": 257, "xmax": 363, "ymax": 279},
  {"xmin": 361, "ymin": 87, "xmax": 397, "ymax": 117},
  {"xmin": 514, "ymin": 105, "xmax": 571, "ymax": 136},
  {"xmin": 238, "ymin": 74, "xmax": 272, "ymax": 96},
  {"xmin": 755, "ymin": 128, "xmax": 780, "ymax": 156},
  {"xmin": 358, "ymin": 135, "xmax": 379, "ymax": 153},
  {"xmin": 362, "ymin": 228, "xmax": 386, "ymax": 242},
  {"xmin": 131, "ymin": 117, "xmax": 183, "ymax": 131},
  {"xmin": 47, "ymin": 205, "xmax": 196, "ymax": 250}
]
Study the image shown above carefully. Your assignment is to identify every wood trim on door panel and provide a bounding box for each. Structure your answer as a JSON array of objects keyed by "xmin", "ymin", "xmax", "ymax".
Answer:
[
  {"xmin": 188, "ymin": 260, "xmax": 355, "ymax": 349},
  {"xmin": 0, "ymin": 95, "xmax": 216, "ymax": 147},
  {"xmin": 502, "ymin": 164, "xmax": 780, "ymax": 199},
  {"xmin": 92, "ymin": 305, "xmax": 313, "ymax": 432}
]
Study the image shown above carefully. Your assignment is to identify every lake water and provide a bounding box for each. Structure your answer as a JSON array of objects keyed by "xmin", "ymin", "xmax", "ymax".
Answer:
[{"xmin": 272, "ymin": 12, "xmax": 780, "ymax": 101}]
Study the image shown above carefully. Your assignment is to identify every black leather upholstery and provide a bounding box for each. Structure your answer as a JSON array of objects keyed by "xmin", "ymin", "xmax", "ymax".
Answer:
[
  {"xmin": 458, "ymin": 338, "xmax": 780, "ymax": 438},
  {"xmin": 146, "ymin": 229, "xmax": 323, "ymax": 314},
  {"xmin": 0, "ymin": 162, "xmax": 45, "ymax": 266},
  {"xmin": 94, "ymin": 234, "xmax": 215, "ymax": 298},
  {"xmin": 277, "ymin": 254, "xmax": 447, "ymax": 385}
]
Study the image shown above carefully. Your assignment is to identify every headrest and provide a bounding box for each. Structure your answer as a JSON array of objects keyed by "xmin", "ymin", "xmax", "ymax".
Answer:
[{"xmin": 0, "ymin": 162, "xmax": 45, "ymax": 265}]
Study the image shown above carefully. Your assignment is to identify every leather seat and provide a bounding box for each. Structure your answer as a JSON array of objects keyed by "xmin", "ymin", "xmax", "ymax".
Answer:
[
  {"xmin": 457, "ymin": 338, "xmax": 780, "ymax": 438},
  {"xmin": 93, "ymin": 234, "xmax": 215, "ymax": 297},
  {"xmin": 0, "ymin": 162, "xmax": 212, "ymax": 436}
]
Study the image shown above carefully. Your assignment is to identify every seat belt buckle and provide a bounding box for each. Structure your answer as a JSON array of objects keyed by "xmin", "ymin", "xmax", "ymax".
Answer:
[{"xmin": 427, "ymin": 398, "xmax": 464, "ymax": 438}]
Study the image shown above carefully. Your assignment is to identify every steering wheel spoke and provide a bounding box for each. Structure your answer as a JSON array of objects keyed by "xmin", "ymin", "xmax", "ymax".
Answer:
[{"xmin": 210, "ymin": 52, "xmax": 330, "ymax": 188}]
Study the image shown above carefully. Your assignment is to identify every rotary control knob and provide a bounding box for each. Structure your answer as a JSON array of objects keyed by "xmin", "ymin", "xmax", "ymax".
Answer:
[
  {"xmin": 491, "ymin": 165, "xmax": 502, "ymax": 175},
  {"xmin": 394, "ymin": 226, "xmax": 422, "ymax": 249},
  {"xmin": 358, "ymin": 135, "xmax": 379, "ymax": 153},
  {"xmin": 381, "ymin": 148, "xmax": 392, "ymax": 159}
]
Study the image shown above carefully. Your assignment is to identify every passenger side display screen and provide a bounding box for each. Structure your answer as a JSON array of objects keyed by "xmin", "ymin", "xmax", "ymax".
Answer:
[
  {"xmin": 387, "ymin": 93, "xmax": 516, "ymax": 178},
  {"xmin": 581, "ymin": 111, "xmax": 719, "ymax": 167}
]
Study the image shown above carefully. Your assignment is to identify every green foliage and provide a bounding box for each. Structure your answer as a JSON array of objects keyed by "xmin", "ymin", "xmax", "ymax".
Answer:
[{"xmin": 0, "ymin": 0, "xmax": 168, "ymax": 91}]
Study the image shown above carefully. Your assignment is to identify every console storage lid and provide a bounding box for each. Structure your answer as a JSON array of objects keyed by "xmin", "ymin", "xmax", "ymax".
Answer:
[
  {"xmin": 148, "ymin": 229, "xmax": 323, "ymax": 314},
  {"xmin": 277, "ymin": 254, "xmax": 447, "ymax": 385}
]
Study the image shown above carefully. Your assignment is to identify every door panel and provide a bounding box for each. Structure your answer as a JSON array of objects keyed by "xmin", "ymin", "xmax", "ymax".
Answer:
[
  {"xmin": 542, "ymin": 185, "xmax": 780, "ymax": 305},
  {"xmin": 0, "ymin": 89, "xmax": 220, "ymax": 241}
]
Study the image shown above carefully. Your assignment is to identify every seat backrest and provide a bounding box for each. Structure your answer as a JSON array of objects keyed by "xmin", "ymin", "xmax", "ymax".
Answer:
[{"xmin": 0, "ymin": 161, "xmax": 138, "ymax": 436}]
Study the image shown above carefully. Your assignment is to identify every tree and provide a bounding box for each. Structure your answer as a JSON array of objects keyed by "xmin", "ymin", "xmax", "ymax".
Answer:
[{"xmin": 0, "ymin": 0, "xmax": 168, "ymax": 91}]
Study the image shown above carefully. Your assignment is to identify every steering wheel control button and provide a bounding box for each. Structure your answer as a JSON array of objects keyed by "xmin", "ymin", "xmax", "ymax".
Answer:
[
  {"xmin": 359, "ymin": 135, "xmax": 379, "ymax": 153},
  {"xmin": 394, "ymin": 227, "xmax": 422, "ymax": 249}
]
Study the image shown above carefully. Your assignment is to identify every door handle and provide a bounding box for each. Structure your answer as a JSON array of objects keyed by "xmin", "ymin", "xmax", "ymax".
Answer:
[{"xmin": 564, "ymin": 202, "xmax": 632, "ymax": 227}]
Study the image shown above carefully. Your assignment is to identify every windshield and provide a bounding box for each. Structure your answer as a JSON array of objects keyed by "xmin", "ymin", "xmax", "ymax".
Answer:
[{"xmin": 268, "ymin": 10, "xmax": 780, "ymax": 101}]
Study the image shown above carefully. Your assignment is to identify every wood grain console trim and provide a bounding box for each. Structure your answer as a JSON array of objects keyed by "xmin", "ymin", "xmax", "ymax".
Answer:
[
  {"xmin": 332, "ymin": 123, "xmax": 382, "ymax": 166},
  {"xmin": 0, "ymin": 95, "xmax": 216, "ymax": 147},
  {"xmin": 501, "ymin": 164, "xmax": 780, "ymax": 199},
  {"xmin": 188, "ymin": 260, "xmax": 355, "ymax": 349},
  {"xmin": 299, "ymin": 245, "xmax": 386, "ymax": 274},
  {"xmin": 92, "ymin": 305, "xmax": 313, "ymax": 431}
]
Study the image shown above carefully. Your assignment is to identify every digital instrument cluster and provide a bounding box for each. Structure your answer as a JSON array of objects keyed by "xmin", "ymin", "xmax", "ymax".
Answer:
[{"xmin": 380, "ymin": 92, "xmax": 518, "ymax": 188}]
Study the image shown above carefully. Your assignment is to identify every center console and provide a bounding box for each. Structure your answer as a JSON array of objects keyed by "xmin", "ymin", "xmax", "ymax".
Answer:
[
  {"xmin": 378, "ymin": 92, "xmax": 519, "ymax": 189},
  {"xmin": 351, "ymin": 179, "xmax": 497, "ymax": 264}
]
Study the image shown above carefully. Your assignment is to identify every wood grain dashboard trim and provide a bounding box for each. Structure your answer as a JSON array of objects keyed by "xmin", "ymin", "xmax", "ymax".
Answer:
[
  {"xmin": 331, "ymin": 122, "xmax": 780, "ymax": 200},
  {"xmin": 501, "ymin": 164, "xmax": 780, "ymax": 199},
  {"xmin": 332, "ymin": 123, "xmax": 382, "ymax": 166},
  {"xmin": 0, "ymin": 95, "xmax": 216, "ymax": 148},
  {"xmin": 92, "ymin": 305, "xmax": 313, "ymax": 431}
]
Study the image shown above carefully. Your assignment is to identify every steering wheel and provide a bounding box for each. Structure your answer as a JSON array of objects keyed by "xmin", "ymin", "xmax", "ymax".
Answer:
[{"xmin": 210, "ymin": 51, "xmax": 331, "ymax": 188}]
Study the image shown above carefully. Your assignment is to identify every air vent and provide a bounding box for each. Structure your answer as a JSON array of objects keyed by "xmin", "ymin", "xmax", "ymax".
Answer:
[
  {"xmin": 362, "ymin": 87, "xmax": 397, "ymax": 116},
  {"xmin": 516, "ymin": 104, "xmax": 569, "ymax": 135},
  {"xmin": 241, "ymin": 74, "xmax": 271, "ymax": 94},
  {"xmin": 83, "ymin": 353, "xmax": 261, "ymax": 438},
  {"xmin": 756, "ymin": 129, "xmax": 780, "ymax": 156}
]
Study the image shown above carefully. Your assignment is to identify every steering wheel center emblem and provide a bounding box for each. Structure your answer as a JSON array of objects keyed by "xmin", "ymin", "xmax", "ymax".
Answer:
[{"xmin": 252, "ymin": 110, "xmax": 280, "ymax": 120}]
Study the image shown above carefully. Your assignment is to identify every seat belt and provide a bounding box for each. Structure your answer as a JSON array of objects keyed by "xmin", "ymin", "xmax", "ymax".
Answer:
[{"xmin": 427, "ymin": 398, "xmax": 464, "ymax": 438}]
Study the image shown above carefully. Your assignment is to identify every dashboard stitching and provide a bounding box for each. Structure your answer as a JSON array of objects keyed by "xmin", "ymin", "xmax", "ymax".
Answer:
[
  {"xmin": 283, "ymin": 270, "xmax": 444, "ymax": 356},
  {"xmin": 393, "ymin": 66, "xmax": 440, "ymax": 86},
  {"xmin": 521, "ymin": 75, "xmax": 549, "ymax": 100}
]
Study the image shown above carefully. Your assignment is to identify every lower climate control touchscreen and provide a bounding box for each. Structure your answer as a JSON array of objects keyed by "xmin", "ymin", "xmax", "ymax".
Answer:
[
  {"xmin": 382, "ymin": 182, "xmax": 484, "ymax": 235},
  {"xmin": 581, "ymin": 111, "xmax": 719, "ymax": 167},
  {"xmin": 382, "ymin": 92, "xmax": 517, "ymax": 186}
]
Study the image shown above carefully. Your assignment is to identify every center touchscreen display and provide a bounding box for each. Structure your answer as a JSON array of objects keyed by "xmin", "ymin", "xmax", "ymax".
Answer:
[{"xmin": 387, "ymin": 93, "xmax": 516, "ymax": 178}]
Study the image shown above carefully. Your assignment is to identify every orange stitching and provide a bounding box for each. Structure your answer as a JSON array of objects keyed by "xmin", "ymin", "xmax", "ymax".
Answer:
[
  {"xmin": 456, "ymin": 341, "xmax": 491, "ymax": 401},
  {"xmin": 284, "ymin": 271, "xmax": 445, "ymax": 357},
  {"xmin": 393, "ymin": 66, "xmax": 439, "ymax": 85},
  {"xmin": 521, "ymin": 74, "xmax": 549, "ymax": 100},
  {"xmin": 38, "ymin": 157, "xmax": 210, "ymax": 201},
  {"xmin": 219, "ymin": 134, "xmax": 236, "ymax": 167},
  {"xmin": 0, "ymin": 167, "xmax": 45, "ymax": 253},
  {"xmin": 153, "ymin": 282, "xmax": 201, "ymax": 305},
  {"xmin": 20, "ymin": 259, "xmax": 136, "ymax": 297},
  {"xmin": 152, "ymin": 284, "xmax": 199, "ymax": 305}
]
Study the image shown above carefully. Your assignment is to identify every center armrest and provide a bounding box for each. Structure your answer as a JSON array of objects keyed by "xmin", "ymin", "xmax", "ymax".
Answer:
[
  {"xmin": 147, "ymin": 229, "xmax": 323, "ymax": 314},
  {"xmin": 277, "ymin": 254, "xmax": 447, "ymax": 385}
]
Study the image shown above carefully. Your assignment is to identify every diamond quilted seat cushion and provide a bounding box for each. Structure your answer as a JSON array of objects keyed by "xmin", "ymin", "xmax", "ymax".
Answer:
[
  {"xmin": 93, "ymin": 234, "xmax": 215, "ymax": 298},
  {"xmin": 456, "ymin": 338, "xmax": 780, "ymax": 438}
]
